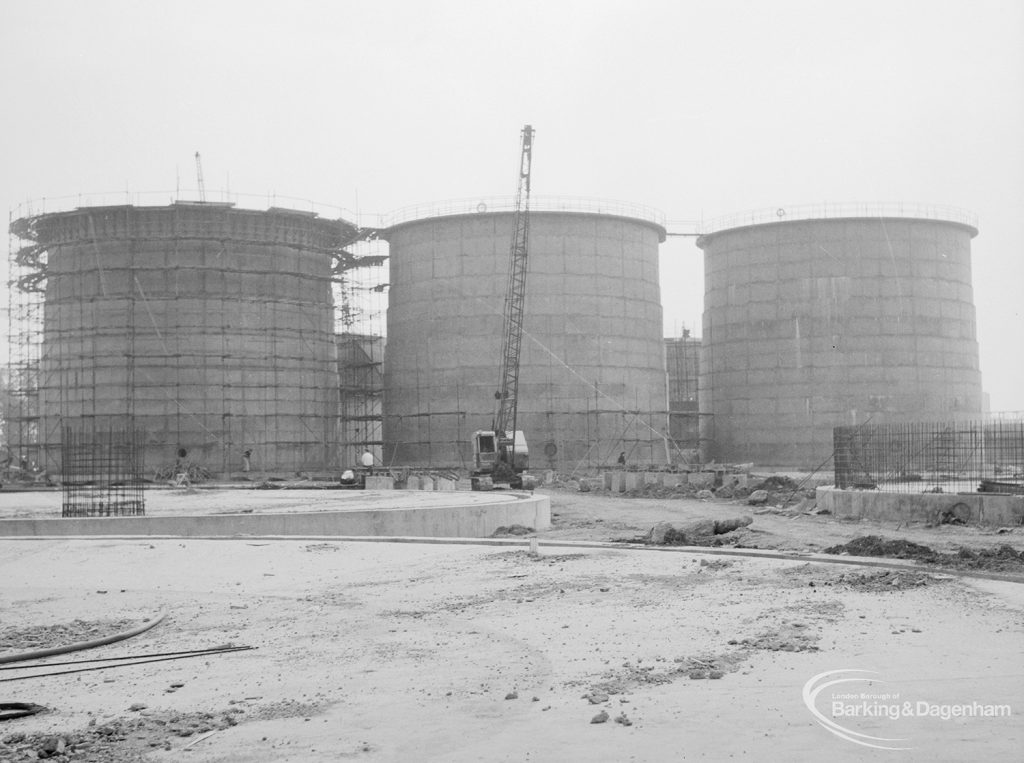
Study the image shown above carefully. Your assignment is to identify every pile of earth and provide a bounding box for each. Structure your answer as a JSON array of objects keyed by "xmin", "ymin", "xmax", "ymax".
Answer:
[
  {"xmin": 727, "ymin": 621, "xmax": 820, "ymax": 652},
  {"xmin": 950, "ymin": 545, "xmax": 1024, "ymax": 572},
  {"xmin": 673, "ymin": 651, "xmax": 747, "ymax": 679},
  {"xmin": 0, "ymin": 709, "xmax": 242, "ymax": 762},
  {"xmin": 0, "ymin": 618, "xmax": 136, "ymax": 654},
  {"xmin": 491, "ymin": 524, "xmax": 534, "ymax": 537},
  {"xmin": 586, "ymin": 650, "xmax": 747, "ymax": 696},
  {"xmin": 824, "ymin": 536, "xmax": 940, "ymax": 562},
  {"xmin": 824, "ymin": 535, "xmax": 1024, "ymax": 573},
  {"xmin": 633, "ymin": 516, "xmax": 753, "ymax": 546},
  {"xmin": 833, "ymin": 569, "xmax": 944, "ymax": 592},
  {"xmin": 711, "ymin": 483, "xmax": 751, "ymax": 500},
  {"xmin": 748, "ymin": 475, "xmax": 812, "ymax": 505},
  {"xmin": 751, "ymin": 476, "xmax": 799, "ymax": 492},
  {"xmin": 625, "ymin": 482, "xmax": 701, "ymax": 499},
  {"xmin": 0, "ymin": 700, "xmax": 322, "ymax": 762}
]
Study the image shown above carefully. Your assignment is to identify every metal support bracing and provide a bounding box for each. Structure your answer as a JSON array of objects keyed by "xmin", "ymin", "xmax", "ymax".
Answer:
[
  {"xmin": 5, "ymin": 211, "xmax": 47, "ymax": 476},
  {"xmin": 334, "ymin": 229, "xmax": 388, "ymax": 469},
  {"xmin": 493, "ymin": 124, "xmax": 534, "ymax": 440}
]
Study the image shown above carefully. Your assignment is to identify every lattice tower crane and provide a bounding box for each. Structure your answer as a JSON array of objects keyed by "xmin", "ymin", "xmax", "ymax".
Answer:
[
  {"xmin": 472, "ymin": 125, "xmax": 535, "ymax": 488},
  {"xmin": 494, "ymin": 124, "xmax": 534, "ymax": 437},
  {"xmin": 194, "ymin": 151, "xmax": 207, "ymax": 202}
]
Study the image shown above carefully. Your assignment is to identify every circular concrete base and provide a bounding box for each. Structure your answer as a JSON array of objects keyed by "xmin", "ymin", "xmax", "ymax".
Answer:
[{"xmin": 0, "ymin": 489, "xmax": 551, "ymax": 539}]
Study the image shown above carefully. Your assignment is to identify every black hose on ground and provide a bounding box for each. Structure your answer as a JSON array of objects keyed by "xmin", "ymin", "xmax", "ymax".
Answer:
[
  {"xmin": 0, "ymin": 610, "xmax": 167, "ymax": 666},
  {"xmin": 0, "ymin": 644, "xmax": 241, "ymax": 672},
  {"xmin": 0, "ymin": 645, "xmax": 255, "ymax": 683},
  {"xmin": 0, "ymin": 702, "xmax": 47, "ymax": 721}
]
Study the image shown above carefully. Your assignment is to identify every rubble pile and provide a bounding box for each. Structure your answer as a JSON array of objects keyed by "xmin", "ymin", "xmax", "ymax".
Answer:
[
  {"xmin": 825, "ymin": 535, "xmax": 1024, "ymax": 573},
  {"xmin": 639, "ymin": 516, "xmax": 753, "ymax": 546},
  {"xmin": 727, "ymin": 621, "xmax": 821, "ymax": 652},
  {"xmin": 0, "ymin": 618, "xmax": 136, "ymax": 654}
]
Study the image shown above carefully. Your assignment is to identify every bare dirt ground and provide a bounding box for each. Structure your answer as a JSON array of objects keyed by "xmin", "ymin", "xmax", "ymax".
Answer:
[
  {"xmin": 539, "ymin": 485, "xmax": 1024, "ymax": 559},
  {"xmin": 0, "ymin": 486, "xmax": 1022, "ymax": 762}
]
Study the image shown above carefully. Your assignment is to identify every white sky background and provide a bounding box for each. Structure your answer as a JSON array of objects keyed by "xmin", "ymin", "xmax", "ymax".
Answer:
[{"xmin": 1, "ymin": 0, "xmax": 1021, "ymax": 410}]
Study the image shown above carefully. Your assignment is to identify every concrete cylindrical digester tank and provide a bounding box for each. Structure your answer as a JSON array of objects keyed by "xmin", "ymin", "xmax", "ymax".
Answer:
[
  {"xmin": 16, "ymin": 202, "xmax": 355, "ymax": 474},
  {"xmin": 697, "ymin": 205, "xmax": 984, "ymax": 467},
  {"xmin": 382, "ymin": 200, "xmax": 668, "ymax": 469}
]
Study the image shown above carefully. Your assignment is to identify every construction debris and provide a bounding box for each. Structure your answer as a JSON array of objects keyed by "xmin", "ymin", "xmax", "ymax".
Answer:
[
  {"xmin": 491, "ymin": 525, "xmax": 534, "ymax": 537},
  {"xmin": 825, "ymin": 536, "xmax": 1024, "ymax": 573},
  {"xmin": 641, "ymin": 516, "xmax": 753, "ymax": 545}
]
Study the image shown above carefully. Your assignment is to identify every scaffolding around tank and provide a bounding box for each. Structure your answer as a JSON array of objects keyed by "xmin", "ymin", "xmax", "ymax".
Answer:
[{"xmin": 6, "ymin": 195, "xmax": 372, "ymax": 479}]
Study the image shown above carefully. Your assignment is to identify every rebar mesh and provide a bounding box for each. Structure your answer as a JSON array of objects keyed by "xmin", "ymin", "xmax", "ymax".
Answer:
[
  {"xmin": 834, "ymin": 419, "xmax": 1024, "ymax": 494},
  {"xmin": 61, "ymin": 424, "xmax": 145, "ymax": 517}
]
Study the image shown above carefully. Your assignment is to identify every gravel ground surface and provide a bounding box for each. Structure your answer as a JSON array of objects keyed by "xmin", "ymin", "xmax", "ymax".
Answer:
[
  {"xmin": 540, "ymin": 485, "xmax": 1024, "ymax": 559},
  {"xmin": 0, "ymin": 486, "xmax": 1021, "ymax": 761}
]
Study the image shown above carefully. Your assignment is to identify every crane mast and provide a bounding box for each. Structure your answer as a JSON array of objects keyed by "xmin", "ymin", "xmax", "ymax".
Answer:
[
  {"xmin": 194, "ymin": 151, "xmax": 207, "ymax": 202},
  {"xmin": 470, "ymin": 125, "xmax": 535, "ymax": 489},
  {"xmin": 493, "ymin": 124, "xmax": 534, "ymax": 442}
]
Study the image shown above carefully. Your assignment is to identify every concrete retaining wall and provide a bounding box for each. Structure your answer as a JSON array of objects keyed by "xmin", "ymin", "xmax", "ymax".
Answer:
[
  {"xmin": 687, "ymin": 472, "xmax": 716, "ymax": 489},
  {"xmin": 595, "ymin": 470, "xmax": 741, "ymax": 491},
  {"xmin": 662, "ymin": 474, "xmax": 687, "ymax": 488},
  {"xmin": 624, "ymin": 472, "xmax": 644, "ymax": 491},
  {"xmin": 0, "ymin": 494, "xmax": 551, "ymax": 539},
  {"xmin": 816, "ymin": 487, "xmax": 1024, "ymax": 527}
]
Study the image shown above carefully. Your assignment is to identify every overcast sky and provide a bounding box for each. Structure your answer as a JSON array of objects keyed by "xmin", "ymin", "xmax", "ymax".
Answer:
[{"xmin": 1, "ymin": 0, "xmax": 1022, "ymax": 411}]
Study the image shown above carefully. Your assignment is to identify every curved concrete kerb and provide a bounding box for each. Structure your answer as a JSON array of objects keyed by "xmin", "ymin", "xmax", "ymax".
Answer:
[{"xmin": 0, "ymin": 491, "xmax": 550, "ymax": 539}]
